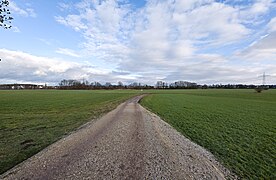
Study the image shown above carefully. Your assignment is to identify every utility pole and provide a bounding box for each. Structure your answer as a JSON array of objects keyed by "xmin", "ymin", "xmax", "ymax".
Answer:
[
  {"xmin": 262, "ymin": 72, "xmax": 266, "ymax": 86},
  {"xmin": 259, "ymin": 72, "xmax": 270, "ymax": 86},
  {"xmin": 255, "ymin": 72, "xmax": 270, "ymax": 93}
]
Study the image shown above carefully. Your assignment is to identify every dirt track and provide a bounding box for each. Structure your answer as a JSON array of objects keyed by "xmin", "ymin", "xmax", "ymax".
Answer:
[{"xmin": 1, "ymin": 95, "xmax": 236, "ymax": 179}]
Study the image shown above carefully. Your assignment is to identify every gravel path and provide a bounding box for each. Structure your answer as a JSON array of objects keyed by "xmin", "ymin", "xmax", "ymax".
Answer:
[{"xmin": 1, "ymin": 95, "xmax": 236, "ymax": 180}]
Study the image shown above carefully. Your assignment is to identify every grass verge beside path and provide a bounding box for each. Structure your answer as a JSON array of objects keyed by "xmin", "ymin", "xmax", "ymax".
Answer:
[
  {"xmin": 141, "ymin": 89, "xmax": 276, "ymax": 179},
  {"xmin": 0, "ymin": 90, "xmax": 139, "ymax": 174}
]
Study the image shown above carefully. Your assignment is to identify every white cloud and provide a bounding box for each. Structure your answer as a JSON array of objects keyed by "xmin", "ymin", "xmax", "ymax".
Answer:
[
  {"xmin": 172, "ymin": 2, "xmax": 250, "ymax": 45},
  {"xmin": 3, "ymin": 0, "xmax": 276, "ymax": 85},
  {"xmin": 234, "ymin": 32, "xmax": 276, "ymax": 63},
  {"xmin": 173, "ymin": 0, "xmax": 213, "ymax": 12},
  {"xmin": 56, "ymin": 48, "xmax": 82, "ymax": 58},
  {"xmin": 37, "ymin": 38, "xmax": 52, "ymax": 46},
  {"xmin": 58, "ymin": 2, "xmax": 74, "ymax": 11},
  {"xmin": 9, "ymin": 2, "xmax": 36, "ymax": 17},
  {"xmin": 56, "ymin": 0, "xmax": 250, "ymax": 56},
  {"xmin": 239, "ymin": 0, "xmax": 276, "ymax": 25},
  {"xmin": 55, "ymin": 15, "xmax": 87, "ymax": 31},
  {"xmin": 52, "ymin": 0, "xmax": 276, "ymax": 84},
  {"xmin": 0, "ymin": 49, "xmax": 147, "ymax": 85},
  {"xmin": 250, "ymin": 0, "xmax": 274, "ymax": 14},
  {"xmin": 1, "ymin": 47, "xmax": 275, "ymax": 85},
  {"xmin": 267, "ymin": 17, "xmax": 276, "ymax": 32},
  {"xmin": 12, "ymin": 26, "xmax": 20, "ymax": 33},
  {"xmin": 0, "ymin": 49, "xmax": 96, "ymax": 84}
]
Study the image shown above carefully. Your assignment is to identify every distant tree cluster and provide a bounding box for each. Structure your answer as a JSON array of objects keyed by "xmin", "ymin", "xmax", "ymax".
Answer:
[
  {"xmin": 155, "ymin": 80, "xmax": 276, "ymax": 90},
  {"xmin": 59, "ymin": 79, "xmax": 90, "ymax": 89},
  {"xmin": 155, "ymin": 81, "xmax": 198, "ymax": 89},
  {"xmin": 57, "ymin": 79, "xmax": 276, "ymax": 90},
  {"xmin": 0, "ymin": 0, "xmax": 13, "ymax": 29},
  {"xmin": 1, "ymin": 80, "xmax": 275, "ymax": 90},
  {"xmin": 58, "ymin": 79, "xmax": 154, "ymax": 90},
  {"xmin": 202, "ymin": 84, "xmax": 270, "ymax": 89}
]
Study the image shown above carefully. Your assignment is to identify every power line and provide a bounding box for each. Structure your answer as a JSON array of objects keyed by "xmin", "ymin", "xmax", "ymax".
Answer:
[{"xmin": 258, "ymin": 72, "xmax": 270, "ymax": 86}]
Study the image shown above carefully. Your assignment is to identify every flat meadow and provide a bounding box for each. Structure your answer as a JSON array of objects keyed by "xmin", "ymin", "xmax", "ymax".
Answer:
[
  {"xmin": 0, "ymin": 90, "xmax": 139, "ymax": 174},
  {"xmin": 141, "ymin": 89, "xmax": 276, "ymax": 179},
  {"xmin": 0, "ymin": 89, "xmax": 275, "ymax": 179}
]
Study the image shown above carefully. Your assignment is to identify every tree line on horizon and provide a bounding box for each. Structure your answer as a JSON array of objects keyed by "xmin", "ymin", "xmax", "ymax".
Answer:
[
  {"xmin": 57, "ymin": 79, "xmax": 276, "ymax": 90},
  {"xmin": 1, "ymin": 79, "xmax": 275, "ymax": 90},
  {"xmin": 58, "ymin": 79, "xmax": 153, "ymax": 90}
]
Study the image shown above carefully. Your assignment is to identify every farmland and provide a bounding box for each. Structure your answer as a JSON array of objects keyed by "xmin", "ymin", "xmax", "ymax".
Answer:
[
  {"xmin": 141, "ymin": 89, "xmax": 276, "ymax": 179},
  {"xmin": 0, "ymin": 90, "xmax": 139, "ymax": 174},
  {"xmin": 1, "ymin": 89, "xmax": 275, "ymax": 179}
]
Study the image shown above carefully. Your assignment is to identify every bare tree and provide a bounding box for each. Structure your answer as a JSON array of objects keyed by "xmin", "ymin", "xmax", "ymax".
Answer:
[
  {"xmin": 118, "ymin": 81, "xmax": 123, "ymax": 87},
  {"xmin": 0, "ymin": 0, "xmax": 13, "ymax": 29}
]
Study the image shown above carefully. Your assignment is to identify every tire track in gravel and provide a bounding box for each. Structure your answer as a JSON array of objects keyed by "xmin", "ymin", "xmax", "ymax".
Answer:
[{"xmin": 1, "ymin": 95, "xmax": 237, "ymax": 180}]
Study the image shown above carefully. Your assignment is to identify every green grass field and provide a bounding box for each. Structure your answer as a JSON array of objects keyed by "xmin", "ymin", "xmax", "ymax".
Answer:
[
  {"xmin": 141, "ymin": 89, "xmax": 276, "ymax": 179},
  {"xmin": 0, "ymin": 90, "xmax": 139, "ymax": 174},
  {"xmin": 1, "ymin": 89, "xmax": 275, "ymax": 178}
]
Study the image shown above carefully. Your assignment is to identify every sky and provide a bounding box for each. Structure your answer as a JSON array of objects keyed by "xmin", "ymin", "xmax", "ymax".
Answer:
[{"xmin": 0, "ymin": 0, "xmax": 276, "ymax": 85}]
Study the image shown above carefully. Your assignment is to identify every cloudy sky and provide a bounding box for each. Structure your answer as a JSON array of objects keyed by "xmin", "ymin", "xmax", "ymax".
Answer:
[{"xmin": 0, "ymin": 0, "xmax": 276, "ymax": 85}]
